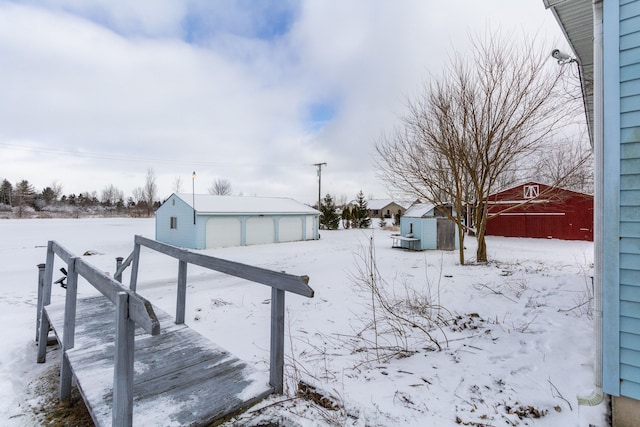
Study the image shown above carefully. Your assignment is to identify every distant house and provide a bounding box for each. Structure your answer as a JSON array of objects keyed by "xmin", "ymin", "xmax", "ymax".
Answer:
[
  {"xmin": 485, "ymin": 182, "xmax": 593, "ymax": 241},
  {"xmin": 155, "ymin": 194, "xmax": 319, "ymax": 249},
  {"xmin": 395, "ymin": 203, "xmax": 457, "ymax": 251}
]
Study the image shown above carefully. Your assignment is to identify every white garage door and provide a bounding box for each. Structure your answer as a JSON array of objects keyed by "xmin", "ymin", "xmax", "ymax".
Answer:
[
  {"xmin": 305, "ymin": 216, "xmax": 316, "ymax": 240},
  {"xmin": 279, "ymin": 217, "xmax": 303, "ymax": 243},
  {"xmin": 206, "ymin": 217, "xmax": 242, "ymax": 248},
  {"xmin": 246, "ymin": 217, "xmax": 275, "ymax": 246}
]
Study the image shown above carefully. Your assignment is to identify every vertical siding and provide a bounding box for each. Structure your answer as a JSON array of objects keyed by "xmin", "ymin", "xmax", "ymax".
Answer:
[{"xmin": 618, "ymin": 0, "xmax": 640, "ymax": 399}]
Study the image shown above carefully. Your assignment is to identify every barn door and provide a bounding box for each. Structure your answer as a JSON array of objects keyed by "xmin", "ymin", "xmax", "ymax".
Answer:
[{"xmin": 436, "ymin": 218, "xmax": 455, "ymax": 250}]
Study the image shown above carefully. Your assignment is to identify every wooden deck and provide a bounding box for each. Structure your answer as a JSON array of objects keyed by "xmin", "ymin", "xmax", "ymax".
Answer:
[{"xmin": 45, "ymin": 295, "xmax": 272, "ymax": 427}]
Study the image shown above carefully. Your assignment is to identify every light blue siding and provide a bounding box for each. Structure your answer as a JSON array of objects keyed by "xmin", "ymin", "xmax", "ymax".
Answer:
[
  {"xmin": 155, "ymin": 194, "xmax": 198, "ymax": 248},
  {"xmin": 604, "ymin": 0, "xmax": 640, "ymax": 399}
]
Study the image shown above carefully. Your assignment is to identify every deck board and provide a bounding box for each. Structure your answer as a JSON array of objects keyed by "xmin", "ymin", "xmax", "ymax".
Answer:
[{"xmin": 45, "ymin": 296, "xmax": 272, "ymax": 426}]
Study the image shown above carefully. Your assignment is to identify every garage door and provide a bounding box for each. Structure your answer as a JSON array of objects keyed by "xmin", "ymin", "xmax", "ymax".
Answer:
[
  {"xmin": 279, "ymin": 217, "xmax": 303, "ymax": 243},
  {"xmin": 305, "ymin": 216, "xmax": 315, "ymax": 240},
  {"xmin": 246, "ymin": 217, "xmax": 275, "ymax": 246},
  {"xmin": 206, "ymin": 217, "xmax": 241, "ymax": 248}
]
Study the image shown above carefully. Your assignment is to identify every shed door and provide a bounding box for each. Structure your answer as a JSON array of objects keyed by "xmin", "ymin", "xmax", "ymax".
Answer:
[
  {"xmin": 206, "ymin": 217, "xmax": 242, "ymax": 248},
  {"xmin": 279, "ymin": 217, "xmax": 303, "ymax": 243},
  {"xmin": 437, "ymin": 218, "xmax": 455, "ymax": 250},
  {"xmin": 246, "ymin": 217, "xmax": 275, "ymax": 245}
]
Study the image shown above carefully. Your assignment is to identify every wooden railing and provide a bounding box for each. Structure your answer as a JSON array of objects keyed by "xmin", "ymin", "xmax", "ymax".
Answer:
[
  {"xmin": 118, "ymin": 235, "xmax": 314, "ymax": 393},
  {"xmin": 36, "ymin": 240, "xmax": 160, "ymax": 426}
]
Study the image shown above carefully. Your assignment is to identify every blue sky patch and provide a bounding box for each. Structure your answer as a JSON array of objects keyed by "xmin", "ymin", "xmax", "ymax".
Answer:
[
  {"xmin": 182, "ymin": 0, "xmax": 298, "ymax": 44},
  {"xmin": 306, "ymin": 103, "xmax": 337, "ymax": 132}
]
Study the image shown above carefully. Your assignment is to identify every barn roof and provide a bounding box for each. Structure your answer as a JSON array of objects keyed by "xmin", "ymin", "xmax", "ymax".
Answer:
[{"xmin": 172, "ymin": 194, "xmax": 319, "ymax": 215}]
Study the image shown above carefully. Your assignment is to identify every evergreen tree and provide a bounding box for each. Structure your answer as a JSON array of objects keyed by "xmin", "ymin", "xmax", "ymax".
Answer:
[
  {"xmin": 319, "ymin": 193, "xmax": 340, "ymax": 230},
  {"xmin": 0, "ymin": 179, "xmax": 12, "ymax": 205},
  {"xmin": 353, "ymin": 190, "xmax": 371, "ymax": 228},
  {"xmin": 41, "ymin": 187, "xmax": 57, "ymax": 205},
  {"xmin": 14, "ymin": 180, "xmax": 36, "ymax": 217}
]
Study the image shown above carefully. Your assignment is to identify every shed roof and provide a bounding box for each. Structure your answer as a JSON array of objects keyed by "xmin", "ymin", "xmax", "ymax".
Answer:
[
  {"xmin": 543, "ymin": 0, "xmax": 593, "ymax": 146},
  {"xmin": 403, "ymin": 203, "xmax": 436, "ymax": 218},
  {"xmin": 173, "ymin": 194, "xmax": 319, "ymax": 215}
]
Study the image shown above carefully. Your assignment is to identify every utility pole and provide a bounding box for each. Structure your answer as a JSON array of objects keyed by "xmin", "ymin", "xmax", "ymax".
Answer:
[{"xmin": 313, "ymin": 162, "xmax": 327, "ymax": 211}]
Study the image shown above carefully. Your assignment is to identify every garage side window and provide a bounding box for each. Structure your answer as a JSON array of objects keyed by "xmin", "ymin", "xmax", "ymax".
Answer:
[{"xmin": 170, "ymin": 216, "xmax": 178, "ymax": 229}]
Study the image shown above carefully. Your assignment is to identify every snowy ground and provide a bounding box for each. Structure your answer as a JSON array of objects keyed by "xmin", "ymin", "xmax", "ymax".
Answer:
[{"xmin": 0, "ymin": 218, "xmax": 608, "ymax": 426}]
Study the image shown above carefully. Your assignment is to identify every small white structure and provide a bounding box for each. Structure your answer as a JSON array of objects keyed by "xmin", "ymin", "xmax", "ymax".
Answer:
[
  {"xmin": 396, "ymin": 203, "xmax": 457, "ymax": 251},
  {"xmin": 156, "ymin": 194, "xmax": 319, "ymax": 249}
]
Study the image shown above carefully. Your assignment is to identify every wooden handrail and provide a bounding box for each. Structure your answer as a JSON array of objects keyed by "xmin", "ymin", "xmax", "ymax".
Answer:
[
  {"xmin": 37, "ymin": 240, "xmax": 162, "ymax": 427},
  {"xmin": 133, "ymin": 235, "xmax": 314, "ymax": 297},
  {"xmin": 124, "ymin": 235, "xmax": 314, "ymax": 394}
]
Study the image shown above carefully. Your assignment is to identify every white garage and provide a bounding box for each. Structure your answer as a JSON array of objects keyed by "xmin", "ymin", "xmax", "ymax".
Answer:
[{"xmin": 156, "ymin": 193, "xmax": 320, "ymax": 249}]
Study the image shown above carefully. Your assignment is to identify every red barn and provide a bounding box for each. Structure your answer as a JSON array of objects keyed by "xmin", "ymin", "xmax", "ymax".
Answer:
[{"xmin": 484, "ymin": 182, "xmax": 593, "ymax": 241}]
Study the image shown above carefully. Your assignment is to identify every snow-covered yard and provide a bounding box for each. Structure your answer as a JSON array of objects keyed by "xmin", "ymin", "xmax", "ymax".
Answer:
[{"xmin": 0, "ymin": 218, "xmax": 607, "ymax": 426}]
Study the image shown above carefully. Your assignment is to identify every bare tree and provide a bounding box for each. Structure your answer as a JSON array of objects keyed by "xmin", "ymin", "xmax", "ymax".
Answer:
[
  {"xmin": 377, "ymin": 31, "xmax": 581, "ymax": 263},
  {"xmin": 533, "ymin": 136, "xmax": 593, "ymax": 195},
  {"xmin": 208, "ymin": 178, "xmax": 232, "ymax": 196},
  {"xmin": 101, "ymin": 184, "xmax": 124, "ymax": 206},
  {"xmin": 50, "ymin": 180, "xmax": 64, "ymax": 200},
  {"xmin": 143, "ymin": 168, "xmax": 158, "ymax": 216},
  {"xmin": 173, "ymin": 176, "xmax": 183, "ymax": 194}
]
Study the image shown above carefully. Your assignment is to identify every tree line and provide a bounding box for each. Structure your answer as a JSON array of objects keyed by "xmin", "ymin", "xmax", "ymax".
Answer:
[{"xmin": 0, "ymin": 169, "xmax": 159, "ymax": 218}]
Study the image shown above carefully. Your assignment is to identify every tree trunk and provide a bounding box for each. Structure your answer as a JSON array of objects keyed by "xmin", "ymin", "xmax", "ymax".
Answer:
[
  {"xmin": 457, "ymin": 223, "xmax": 466, "ymax": 265},
  {"xmin": 476, "ymin": 231, "xmax": 487, "ymax": 263}
]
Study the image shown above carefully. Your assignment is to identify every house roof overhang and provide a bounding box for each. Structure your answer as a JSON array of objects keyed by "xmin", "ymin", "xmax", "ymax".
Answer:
[{"xmin": 543, "ymin": 0, "xmax": 594, "ymax": 147}]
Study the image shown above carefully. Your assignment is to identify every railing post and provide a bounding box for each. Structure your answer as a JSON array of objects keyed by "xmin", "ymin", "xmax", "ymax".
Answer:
[
  {"xmin": 115, "ymin": 257, "xmax": 124, "ymax": 283},
  {"xmin": 36, "ymin": 263, "xmax": 46, "ymax": 342},
  {"xmin": 269, "ymin": 288, "xmax": 286, "ymax": 393},
  {"xmin": 60, "ymin": 257, "xmax": 79, "ymax": 403},
  {"xmin": 43, "ymin": 241, "xmax": 55, "ymax": 307},
  {"xmin": 129, "ymin": 242, "xmax": 141, "ymax": 292},
  {"xmin": 176, "ymin": 260, "xmax": 187, "ymax": 324},
  {"xmin": 114, "ymin": 291, "xmax": 135, "ymax": 427}
]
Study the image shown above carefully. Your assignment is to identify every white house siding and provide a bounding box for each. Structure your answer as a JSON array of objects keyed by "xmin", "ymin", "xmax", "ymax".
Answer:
[
  {"xmin": 246, "ymin": 217, "xmax": 275, "ymax": 246},
  {"xmin": 206, "ymin": 217, "xmax": 242, "ymax": 248},
  {"xmin": 603, "ymin": 0, "xmax": 640, "ymax": 400},
  {"xmin": 279, "ymin": 217, "xmax": 303, "ymax": 243}
]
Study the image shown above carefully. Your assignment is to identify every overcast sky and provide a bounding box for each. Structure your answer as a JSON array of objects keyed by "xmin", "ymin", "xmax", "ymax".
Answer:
[{"xmin": 0, "ymin": 0, "xmax": 570, "ymax": 205}]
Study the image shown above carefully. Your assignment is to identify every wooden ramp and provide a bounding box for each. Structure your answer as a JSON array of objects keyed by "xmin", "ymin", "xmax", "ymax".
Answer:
[{"xmin": 46, "ymin": 296, "xmax": 272, "ymax": 427}]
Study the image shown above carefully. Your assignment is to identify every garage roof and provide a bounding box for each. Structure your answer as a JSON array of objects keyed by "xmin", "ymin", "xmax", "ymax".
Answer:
[
  {"xmin": 542, "ymin": 0, "xmax": 594, "ymax": 146},
  {"xmin": 173, "ymin": 194, "xmax": 319, "ymax": 215}
]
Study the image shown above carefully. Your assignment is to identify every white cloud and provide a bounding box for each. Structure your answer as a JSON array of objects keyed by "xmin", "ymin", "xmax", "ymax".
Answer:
[{"xmin": 0, "ymin": 1, "xmax": 570, "ymax": 204}]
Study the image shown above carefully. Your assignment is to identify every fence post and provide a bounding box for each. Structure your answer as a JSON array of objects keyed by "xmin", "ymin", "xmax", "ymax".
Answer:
[
  {"xmin": 115, "ymin": 257, "xmax": 124, "ymax": 283},
  {"xmin": 60, "ymin": 257, "xmax": 79, "ymax": 403},
  {"xmin": 36, "ymin": 263, "xmax": 46, "ymax": 342},
  {"xmin": 113, "ymin": 291, "xmax": 135, "ymax": 427},
  {"xmin": 176, "ymin": 260, "xmax": 187, "ymax": 324},
  {"xmin": 269, "ymin": 288, "xmax": 286, "ymax": 393},
  {"xmin": 129, "ymin": 242, "xmax": 141, "ymax": 292},
  {"xmin": 43, "ymin": 241, "xmax": 55, "ymax": 308}
]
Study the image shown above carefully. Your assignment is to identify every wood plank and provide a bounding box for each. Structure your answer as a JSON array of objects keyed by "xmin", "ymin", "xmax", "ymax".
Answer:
[
  {"xmin": 135, "ymin": 235, "xmax": 314, "ymax": 297},
  {"xmin": 46, "ymin": 296, "xmax": 272, "ymax": 427}
]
